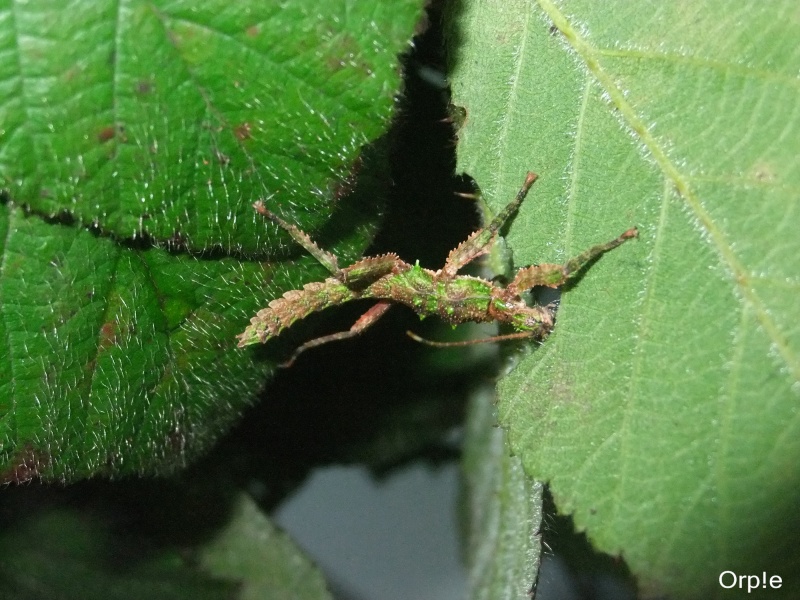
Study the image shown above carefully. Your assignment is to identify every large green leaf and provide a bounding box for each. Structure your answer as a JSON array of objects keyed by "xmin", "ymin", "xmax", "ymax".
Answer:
[
  {"xmin": 448, "ymin": 0, "xmax": 799, "ymax": 598},
  {"xmin": 461, "ymin": 384, "xmax": 542, "ymax": 600},
  {"xmin": 0, "ymin": 488, "xmax": 331, "ymax": 600},
  {"xmin": 200, "ymin": 493, "xmax": 333, "ymax": 600},
  {"xmin": 1, "ymin": 0, "xmax": 416, "ymax": 251},
  {"xmin": 0, "ymin": 0, "xmax": 423, "ymax": 481}
]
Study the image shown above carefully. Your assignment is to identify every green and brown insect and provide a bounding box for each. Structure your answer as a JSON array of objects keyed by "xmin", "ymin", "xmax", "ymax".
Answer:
[{"xmin": 237, "ymin": 172, "xmax": 637, "ymax": 366}]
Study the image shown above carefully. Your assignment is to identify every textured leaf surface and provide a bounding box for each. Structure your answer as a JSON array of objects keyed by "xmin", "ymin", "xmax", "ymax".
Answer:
[
  {"xmin": 448, "ymin": 0, "xmax": 799, "ymax": 597},
  {"xmin": 200, "ymin": 494, "xmax": 333, "ymax": 600},
  {"xmin": 1, "ymin": 0, "xmax": 415, "ymax": 251},
  {"xmin": 0, "ymin": 0, "xmax": 423, "ymax": 480},
  {"xmin": 461, "ymin": 385, "xmax": 542, "ymax": 600}
]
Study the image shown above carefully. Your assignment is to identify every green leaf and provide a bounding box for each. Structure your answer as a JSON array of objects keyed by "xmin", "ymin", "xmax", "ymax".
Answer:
[
  {"xmin": 448, "ymin": 0, "xmax": 799, "ymax": 598},
  {"xmin": 0, "ymin": 0, "xmax": 424, "ymax": 480},
  {"xmin": 1, "ymin": 0, "xmax": 417, "ymax": 251},
  {"xmin": 0, "ymin": 490, "xmax": 331, "ymax": 600},
  {"xmin": 200, "ymin": 494, "xmax": 333, "ymax": 600},
  {"xmin": 0, "ymin": 507, "xmax": 236, "ymax": 600},
  {"xmin": 461, "ymin": 385, "xmax": 542, "ymax": 600}
]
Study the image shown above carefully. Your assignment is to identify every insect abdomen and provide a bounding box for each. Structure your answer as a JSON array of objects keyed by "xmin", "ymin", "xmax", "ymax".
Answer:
[{"xmin": 237, "ymin": 278, "xmax": 356, "ymax": 347}]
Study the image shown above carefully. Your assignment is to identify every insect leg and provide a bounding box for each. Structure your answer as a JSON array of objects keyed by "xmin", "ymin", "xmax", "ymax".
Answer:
[
  {"xmin": 253, "ymin": 201, "xmax": 342, "ymax": 277},
  {"xmin": 509, "ymin": 227, "xmax": 638, "ymax": 293},
  {"xmin": 279, "ymin": 301, "xmax": 392, "ymax": 367},
  {"xmin": 406, "ymin": 330, "xmax": 535, "ymax": 347},
  {"xmin": 441, "ymin": 172, "xmax": 538, "ymax": 278}
]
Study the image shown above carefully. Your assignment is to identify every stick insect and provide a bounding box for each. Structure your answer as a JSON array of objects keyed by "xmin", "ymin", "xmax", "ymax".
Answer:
[{"xmin": 237, "ymin": 172, "xmax": 637, "ymax": 366}]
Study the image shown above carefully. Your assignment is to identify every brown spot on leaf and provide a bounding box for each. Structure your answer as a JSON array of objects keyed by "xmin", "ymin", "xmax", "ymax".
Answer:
[
  {"xmin": 98, "ymin": 320, "xmax": 118, "ymax": 350},
  {"xmin": 1, "ymin": 445, "xmax": 47, "ymax": 484},
  {"xmin": 97, "ymin": 124, "xmax": 127, "ymax": 145},
  {"xmin": 98, "ymin": 125, "xmax": 116, "ymax": 143},
  {"xmin": 246, "ymin": 24, "xmax": 260, "ymax": 37},
  {"xmin": 234, "ymin": 122, "xmax": 252, "ymax": 141}
]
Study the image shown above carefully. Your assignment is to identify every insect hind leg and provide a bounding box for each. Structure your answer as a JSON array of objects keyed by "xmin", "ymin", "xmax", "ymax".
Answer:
[
  {"xmin": 253, "ymin": 201, "xmax": 342, "ymax": 277},
  {"xmin": 279, "ymin": 301, "xmax": 392, "ymax": 367}
]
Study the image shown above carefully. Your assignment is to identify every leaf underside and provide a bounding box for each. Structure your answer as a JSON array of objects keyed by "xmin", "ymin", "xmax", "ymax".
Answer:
[{"xmin": 448, "ymin": 0, "xmax": 800, "ymax": 598}]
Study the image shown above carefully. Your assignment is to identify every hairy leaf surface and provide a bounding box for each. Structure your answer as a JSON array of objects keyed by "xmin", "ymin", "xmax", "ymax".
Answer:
[
  {"xmin": 448, "ymin": 1, "xmax": 799, "ymax": 597},
  {"xmin": 0, "ymin": 0, "xmax": 423, "ymax": 480}
]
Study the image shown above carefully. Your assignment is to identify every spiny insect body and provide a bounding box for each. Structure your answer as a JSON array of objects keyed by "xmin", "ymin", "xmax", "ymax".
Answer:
[{"xmin": 237, "ymin": 172, "xmax": 638, "ymax": 366}]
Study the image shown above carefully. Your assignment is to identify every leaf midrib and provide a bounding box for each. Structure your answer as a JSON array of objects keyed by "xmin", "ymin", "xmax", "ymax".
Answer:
[{"xmin": 538, "ymin": 0, "xmax": 800, "ymax": 383}]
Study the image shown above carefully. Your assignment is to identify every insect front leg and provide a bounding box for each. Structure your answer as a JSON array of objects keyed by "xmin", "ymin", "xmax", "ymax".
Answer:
[
  {"xmin": 441, "ymin": 172, "xmax": 538, "ymax": 279},
  {"xmin": 279, "ymin": 301, "xmax": 393, "ymax": 367},
  {"xmin": 508, "ymin": 227, "xmax": 638, "ymax": 293}
]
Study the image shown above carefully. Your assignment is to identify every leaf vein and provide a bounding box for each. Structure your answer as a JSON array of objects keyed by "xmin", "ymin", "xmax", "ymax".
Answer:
[
  {"xmin": 538, "ymin": 0, "xmax": 800, "ymax": 384},
  {"xmin": 595, "ymin": 48, "xmax": 800, "ymax": 88}
]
